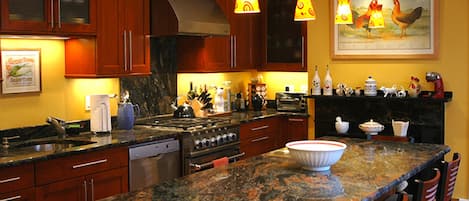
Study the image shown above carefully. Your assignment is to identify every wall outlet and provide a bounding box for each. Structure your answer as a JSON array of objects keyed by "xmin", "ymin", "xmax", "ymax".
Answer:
[{"xmin": 85, "ymin": 96, "xmax": 90, "ymax": 111}]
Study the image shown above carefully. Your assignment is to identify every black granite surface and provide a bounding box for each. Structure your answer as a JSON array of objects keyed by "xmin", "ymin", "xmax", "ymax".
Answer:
[{"xmin": 99, "ymin": 136, "xmax": 450, "ymax": 201}]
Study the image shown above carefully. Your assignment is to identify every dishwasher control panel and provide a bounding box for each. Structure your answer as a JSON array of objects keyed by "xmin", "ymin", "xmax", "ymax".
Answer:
[{"xmin": 129, "ymin": 138, "xmax": 180, "ymax": 160}]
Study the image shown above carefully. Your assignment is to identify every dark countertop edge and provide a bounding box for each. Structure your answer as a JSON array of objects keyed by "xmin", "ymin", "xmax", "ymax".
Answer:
[{"xmin": 0, "ymin": 111, "xmax": 307, "ymax": 168}]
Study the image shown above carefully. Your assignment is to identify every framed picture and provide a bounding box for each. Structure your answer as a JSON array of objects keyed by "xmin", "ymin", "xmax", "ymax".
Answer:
[
  {"xmin": 1, "ymin": 49, "xmax": 42, "ymax": 94},
  {"xmin": 331, "ymin": 0, "xmax": 439, "ymax": 59}
]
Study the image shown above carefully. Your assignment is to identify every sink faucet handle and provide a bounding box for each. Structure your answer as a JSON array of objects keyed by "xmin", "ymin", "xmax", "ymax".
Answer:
[{"xmin": 2, "ymin": 136, "xmax": 20, "ymax": 149}]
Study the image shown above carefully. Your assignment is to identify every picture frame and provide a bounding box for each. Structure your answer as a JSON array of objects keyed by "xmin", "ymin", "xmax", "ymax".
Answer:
[
  {"xmin": 330, "ymin": 0, "xmax": 439, "ymax": 59},
  {"xmin": 1, "ymin": 49, "xmax": 42, "ymax": 94}
]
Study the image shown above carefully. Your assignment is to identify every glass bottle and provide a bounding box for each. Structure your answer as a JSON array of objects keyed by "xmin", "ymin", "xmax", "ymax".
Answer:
[
  {"xmin": 323, "ymin": 65, "xmax": 333, "ymax": 96},
  {"xmin": 311, "ymin": 65, "xmax": 321, "ymax": 95}
]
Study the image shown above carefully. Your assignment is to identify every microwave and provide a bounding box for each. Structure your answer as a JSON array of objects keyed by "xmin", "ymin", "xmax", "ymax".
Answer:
[{"xmin": 275, "ymin": 92, "xmax": 307, "ymax": 112}]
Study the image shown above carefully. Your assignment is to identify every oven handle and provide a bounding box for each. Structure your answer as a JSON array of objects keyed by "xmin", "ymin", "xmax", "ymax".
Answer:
[{"xmin": 190, "ymin": 152, "xmax": 245, "ymax": 171}]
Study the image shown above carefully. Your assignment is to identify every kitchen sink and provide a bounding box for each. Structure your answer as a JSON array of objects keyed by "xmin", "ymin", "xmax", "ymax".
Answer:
[{"xmin": 12, "ymin": 139, "xmax": 96, "ymax": 152}]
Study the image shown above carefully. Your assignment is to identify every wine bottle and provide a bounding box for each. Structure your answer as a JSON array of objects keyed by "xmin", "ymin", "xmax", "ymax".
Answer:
[
  {"xmin": 323, "ymin": 65, "xmax": 333, "ymax": 96},
  {"xmin": 187, "ymin": 82, "xmax": 197, "ymax": 100},
  {"xmin": 311, "ymin": 65, "xmax": 321, "ymax": 95}
]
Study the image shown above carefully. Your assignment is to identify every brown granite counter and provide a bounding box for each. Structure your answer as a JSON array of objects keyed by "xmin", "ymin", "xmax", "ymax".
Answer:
[{"xmin": 99, "ymin": 136, "xmax": 450, "ymax": 201}]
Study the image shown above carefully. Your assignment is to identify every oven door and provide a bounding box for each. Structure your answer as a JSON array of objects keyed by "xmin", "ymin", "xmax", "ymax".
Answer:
[{"xmin": 184, "ymin": 144, "xmax": 244, "ymax": 175}]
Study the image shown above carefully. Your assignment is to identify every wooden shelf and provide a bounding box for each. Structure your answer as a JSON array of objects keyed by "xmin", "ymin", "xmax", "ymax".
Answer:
[{"xmin": 305, "ymin": 91, "xmax": 453, "ymax": 103}]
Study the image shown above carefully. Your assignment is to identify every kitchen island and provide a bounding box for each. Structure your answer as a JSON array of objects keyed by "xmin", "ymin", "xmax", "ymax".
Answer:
[{"xmin": 99, "ymin": 136, "xmax": 450, "ymax": 201}]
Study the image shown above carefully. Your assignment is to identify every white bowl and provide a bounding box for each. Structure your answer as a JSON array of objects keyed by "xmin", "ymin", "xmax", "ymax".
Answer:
[
  {"xmin": 335, "ymin": 122, "xmax": 349, "ymax": 134},
  {"xmin": 286, "ymin": 140, "xmax": 347, "ymax": 171}
]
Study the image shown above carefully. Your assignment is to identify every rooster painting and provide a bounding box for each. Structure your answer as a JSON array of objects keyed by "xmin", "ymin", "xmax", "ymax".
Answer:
[
  {"xmin": 349, "ymin": 0, "xmax": 377, "ymax": 38},
  {"xmin": 392, "ymin": 0, "xmax": 423, "ymax": 38}
]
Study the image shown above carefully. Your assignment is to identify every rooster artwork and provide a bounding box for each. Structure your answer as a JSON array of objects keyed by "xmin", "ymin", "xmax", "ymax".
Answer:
[
  {"xmin": 349, "ymin": 0, "xmax": 378, "ymax": 38},
  {"xmin": 391, "ymin": 0, "xmax": 423, "ymax": 38}
]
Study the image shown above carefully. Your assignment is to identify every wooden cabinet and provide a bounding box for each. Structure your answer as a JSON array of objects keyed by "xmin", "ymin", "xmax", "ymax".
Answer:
[
  {"xmin": 64, "ymin": 0, "xmax": 150, "ymax": 78},
  {"xmin": 240, "ymin": 117, "xmax": 280, "ymax": 158},
  {"xmin": 282, "ymin": 116, "xmax": 308, "ymax": 145},
  {"xmin": 0, "ymin": 0, "xmax": 96, "ymax": 35},
  {"xmin": 259, "ymin": 0, "xmax": 307, "ymax": 72},
  {"xmin": 35, "ymin": 147, "xmax": 129, "ymax": 201},
  {"xmin": 0, "ymin": 163, "xmax": 35, "ymax": 201},
  {"xmin": 176, "ymin": 0, "xmax": 260, "ymax": 72}
]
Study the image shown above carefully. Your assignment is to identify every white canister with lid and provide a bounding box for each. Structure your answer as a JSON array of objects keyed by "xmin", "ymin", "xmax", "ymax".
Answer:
[{"xmin": 364, "ymin": 76, "xmax": 377, "ymax": 96}]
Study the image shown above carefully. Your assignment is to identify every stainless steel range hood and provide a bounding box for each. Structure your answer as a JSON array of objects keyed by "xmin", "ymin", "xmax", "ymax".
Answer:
[{"xmin": 151, "ymin": 0, "xmax": 230, "ymax": 37}]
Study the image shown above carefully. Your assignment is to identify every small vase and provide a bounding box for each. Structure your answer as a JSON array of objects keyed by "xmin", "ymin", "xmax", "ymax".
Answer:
[{"xmin": 408, "ymin": 76, "xmax": 421, "ymax": 98}]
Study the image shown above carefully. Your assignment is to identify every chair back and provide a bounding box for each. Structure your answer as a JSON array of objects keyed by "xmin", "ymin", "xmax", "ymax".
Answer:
[
  {"xmin": 438, "ymin": 153, "xmax": 461, "ymax": 201},
  {"xmin": 414, "ymin": 168, "xmax": 440, "ymax": 201}
]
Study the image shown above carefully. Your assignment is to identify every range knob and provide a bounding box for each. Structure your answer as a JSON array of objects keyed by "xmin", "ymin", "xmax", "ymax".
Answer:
[
  {"xmin": 194, "ymin": 139, "xmax": 202, "ymax": 150},
  {"xmin": 210, "ymin": 137, "xmax": 217, "ymax": 146},
  {"xmin": 216, "ymin": 135, "xmax": 223, "ymax": 144},
  {"xmin": 222, "ymin": 134, "xmax": 229, "ymax": 142},
  {"xmin": 200, "ymin": 138, "xmax": 208, "ymax": 148},
  {"xmin": 229, "ymin": 133, "xmax": 237, "ymax": 141}
]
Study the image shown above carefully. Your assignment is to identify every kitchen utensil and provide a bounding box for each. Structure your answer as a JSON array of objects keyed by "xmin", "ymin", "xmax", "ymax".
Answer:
[
  {"xmin": 173, "ymin": 102, "xmax": 195, "ymax": 118},
  {"xmin": 392, "ymin": 120, "xmax": 409, "ymax": 137},
  {"xmin": 359, "ymin": 119, "xmax": 384, "ymax": 135},
  {"xmin": 286, "ymin": 140, "xmax": 347, "ymax": 171},
  {"xmin": 118, "ymin": 103, "xmax": 140, "ymax": 130},
  {"xmin": 335, "ymin": 116, "xmax": 349, "ymax": 134}
]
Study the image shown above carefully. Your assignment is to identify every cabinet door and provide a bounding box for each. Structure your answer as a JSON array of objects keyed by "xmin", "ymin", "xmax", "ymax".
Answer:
[
  {"xmin": 227, "ymin": 0, "xmax": 261, "ymax": 70},
  {"xmin": 88, "ymin": 167, "xmax": 128, "ymax": 200},
  {"xmin": 95, "ymin": 0, "xmax": 125, "ymax": 76},
  {"xmin": 240, "ymin": 117, "xmax": 280, "ymax": 158},
  {"xmin": 260, "ymin": 0, "xmax": 307, "ymax": 72},
  {"xmin": 35, "ymin": 177, "xmax": 85, "ymax": 201},
  {"xmin": 0, "ymin": 0, "xmax": 52, "ymax": 33},
  {"xmin": 56, "ymin": 0, "xmax": 96, "ymax": 34},
  {"xmin": 124, "ymin": 0, "xmax": 150, "ymax": 75},
  {"xmin": 286, "ymin": 117, "xmax": 308, "ymax": 143}
]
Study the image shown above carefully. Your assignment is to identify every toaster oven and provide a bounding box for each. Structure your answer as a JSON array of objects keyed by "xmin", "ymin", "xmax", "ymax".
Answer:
[{"xmin": 275, "ymin": 92, "xmax": 307, "ymax": 112}]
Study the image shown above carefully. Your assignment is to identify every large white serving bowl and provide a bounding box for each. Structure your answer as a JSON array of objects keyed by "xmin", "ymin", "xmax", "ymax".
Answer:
[{"xmin": 286, "ymin": 140, "xmax": 347, "ymax": 171}]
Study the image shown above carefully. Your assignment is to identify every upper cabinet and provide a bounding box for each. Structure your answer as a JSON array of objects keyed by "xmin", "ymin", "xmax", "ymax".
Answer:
[
  {"xmin": 176, "ymin": 0, "xmax": 260, "ymax": 72},
  {"xmin": 0, "ymin": 0, "xmax": 96, "ymax": 35},
  {"xmin": 64, "ymin": 0, "xmax": 150, "ymax": 77},
  {"xmin": 259, "ymin": 0, "xmax": 307, "ymax": 72}
]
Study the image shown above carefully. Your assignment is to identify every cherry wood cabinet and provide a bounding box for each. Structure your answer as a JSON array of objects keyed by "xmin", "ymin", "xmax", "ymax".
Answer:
[
  {"xmin": 240, "ymin": 116, "xmax": 280, "ymax": 158},
  {"xmin": 259, "ymin": 0, "xmax": 307, "ymax": 72},
  {"xmin": 0, "ymin": 163, "xmax": 35, "ymax": 201},
  {"xmin": 35, "ymin": 147, "xmax": 128, "ymax": 201},
  {"xmin": 280, "ymin": 116, "xmax": 309, "ymax": 146},
  {"xmin": 64, "ymin": 0, "xmax": 150, "ymax": 78},
  {"xmin": 176, "ymin": 0, "xmax": 260, "ymax": 72},
  {"xmin": 0, "ymin": 0, "xmax": 96, "ymax": 35}
]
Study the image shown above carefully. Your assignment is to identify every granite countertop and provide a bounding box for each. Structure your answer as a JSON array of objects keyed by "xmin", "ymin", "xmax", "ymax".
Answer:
[
  {"xmin": 99, "ymin": 136, "xmax": 450, "ymax": 201},
  {"xmin": 0, "ymin": 110, "xmax": 307, "ymax": 168}
]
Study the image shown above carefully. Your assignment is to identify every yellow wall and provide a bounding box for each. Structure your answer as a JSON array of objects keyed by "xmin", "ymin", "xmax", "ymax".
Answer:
[
  {"xmin": 307, "ymin": 0, "xmax": 468, "ymax": 198},
  {"xmin": 0, "ymin": 39, "xmax": 119, "ymax": 129}
]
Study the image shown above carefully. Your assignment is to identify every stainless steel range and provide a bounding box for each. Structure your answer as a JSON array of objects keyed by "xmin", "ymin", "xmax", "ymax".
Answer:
[{"xmin": 141, "ymin": 117, "xmax": 243, "ymax": 175}]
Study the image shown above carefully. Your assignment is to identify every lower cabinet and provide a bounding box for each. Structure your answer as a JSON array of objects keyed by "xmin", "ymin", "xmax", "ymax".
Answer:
[
  {"xmin": 240, "ymin": 117, "xmax": 280, "ymax": 158},
  {"xmin": 0, "ymin": 163, "xmax": 35, "ymax": 201},
  {"xmin": 0, "ymin": 188, "xmax": 35, "ymax": 201},
  {"xmin": 35, "ymin": 147, "xmax": 129, "ymax": 201},
  {"xmin": 284, "ymin": 116, "xmax": 309, "ymax": 144}
]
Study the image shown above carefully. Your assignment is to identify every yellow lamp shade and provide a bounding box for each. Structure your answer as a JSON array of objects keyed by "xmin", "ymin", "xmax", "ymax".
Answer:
[
  {"xmin": 368, "ymin": 3, "xmax": 384, "ymax": 28},
  {"xmin": 234, "ymin": 0, "xmax": 260, "ymax": 14},
  {"xmin": 335, "ymin": 0, "xmax": 353, "ymax": 24},
  {"xmin": 294, "ymin": 0, "xmax": 316, "ymax": 21}
]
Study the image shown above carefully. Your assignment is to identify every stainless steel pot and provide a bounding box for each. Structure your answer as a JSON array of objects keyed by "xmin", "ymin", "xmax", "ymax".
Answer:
[{"xmin": 173, "ymin": 103, "xmax": 195, "ymax": 118}]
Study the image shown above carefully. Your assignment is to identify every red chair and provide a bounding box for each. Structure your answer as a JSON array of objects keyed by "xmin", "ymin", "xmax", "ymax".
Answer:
[
  {"xmin": 398, "ymin": 168, "xmax": 440, "ymax": 201},
  {"xmin": 438, "ymin": 153, "xmax": 461, "ymax": 201}
]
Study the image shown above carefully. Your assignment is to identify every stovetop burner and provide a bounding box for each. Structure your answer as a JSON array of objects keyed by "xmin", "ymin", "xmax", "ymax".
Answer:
[{"xmin": 144, "ymin": 117, "xmax": 233, "ymax": 131}]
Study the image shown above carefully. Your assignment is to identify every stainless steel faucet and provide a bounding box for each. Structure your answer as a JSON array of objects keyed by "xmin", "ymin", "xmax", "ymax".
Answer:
[{"xmin": 46, "ymin": 117, "xmax": 66, "ymax": 139}]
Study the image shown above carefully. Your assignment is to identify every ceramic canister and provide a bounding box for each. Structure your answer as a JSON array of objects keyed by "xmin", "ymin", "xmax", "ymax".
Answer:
[{"xmin": 364, "ymin": 76, "xmax": 377, "ymax": 96}]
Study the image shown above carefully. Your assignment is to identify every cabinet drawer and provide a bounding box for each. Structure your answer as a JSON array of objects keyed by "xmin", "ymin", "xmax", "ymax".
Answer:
[
  {"xmin": 241, "ymin": 131, "xmax": 277, "ymax": 158},
  {"xmin": 240, "ymin": 117, "xmax": 280, "ymax": 140},
  {"xmin": 0, "ymin": 163, "xmax": 34, "ymax": 194},
  {"xmin": 36, "ymin": 147, "xmax": 128, "ymax": 185},
  {"xmin": 0, "ymin": 188, "xmax": 35, "ymax": 201}
]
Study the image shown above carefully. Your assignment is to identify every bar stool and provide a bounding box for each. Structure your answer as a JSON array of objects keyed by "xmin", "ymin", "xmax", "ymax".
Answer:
[
  {"xmin": 398, "ymin": 168, "xmax": 441, "ymax": 201},
  {"xmin": 438, "ymin": 152, "xmax": 461, "ymax": 201}
]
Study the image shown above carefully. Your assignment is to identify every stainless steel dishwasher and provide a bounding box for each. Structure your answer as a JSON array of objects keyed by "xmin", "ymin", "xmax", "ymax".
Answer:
[{"xmin": 129, "ymin": 138, "xmax": 180, "ymax": 191}]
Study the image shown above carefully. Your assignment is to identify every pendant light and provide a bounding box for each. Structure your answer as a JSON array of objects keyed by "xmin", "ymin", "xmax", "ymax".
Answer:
[
  {"xmin": 335, "ymin": 0, "xmax": 353, "ymax": 24},
  {"xmin": 368, "ymin": 0, "xmax": 384, "ymax": 28},
  {"xmin": 294, "ymin": 0, "xmax": 316, "ymax": 21},
  {"xmin": 234, "ymin": 0, "xmax": 260, "ymax": 14}
]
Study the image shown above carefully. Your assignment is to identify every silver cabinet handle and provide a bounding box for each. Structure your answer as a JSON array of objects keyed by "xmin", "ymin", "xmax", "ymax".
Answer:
[
  {"xmin": 72, "ymin": 159, "xmax": 108, "ymax": 169},
  {"xmin": 0, "ymin": 195, "xmax": 21, "ymax": 201},
  {"xmin": 288, "ymin": 118, "xmax": 305, "ymax": 122},
  {"xmin": 301, "ymin": 36, "xmax": 305, "ymax": 68},
  {"xmin": 251, "ymin": 136, "xmax": 269, "ymax": 142},
  {"xmin": 57, "ymin": 0, "xmax": 61, "ymax": 28},
  {"xmin": 0, "ymin": 177, "xmax": 20, "ymax": 184},
  {"xmin": 123, "ymin": 30, "xmax": 128, "ymax": 71},
  {"xmin": 83, "ymin": 180, "xmax": 88, "ymax": 201},
  {"xmin": 90, "ymin": 179, "xmax": 95, "ymax": 201},
  {"xmin": 233, "ymin": 35, "xmax": 237, "ymax": 67},
  {"xmin": 50, "ymin": 0, "xmax": 54, "ymax": 29},
  {"xmin": 129, "ymin": 30, "xmax": 133, "ymax": 71},
  {"xmin": 251, "ymin": 125, "xmax": 269, "ymax": 131}
]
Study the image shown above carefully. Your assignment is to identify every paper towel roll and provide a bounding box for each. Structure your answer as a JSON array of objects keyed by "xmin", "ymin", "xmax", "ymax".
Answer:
[{"xmin": 90, "ymin": 94, "xmax": 112, "ymax": 133}]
